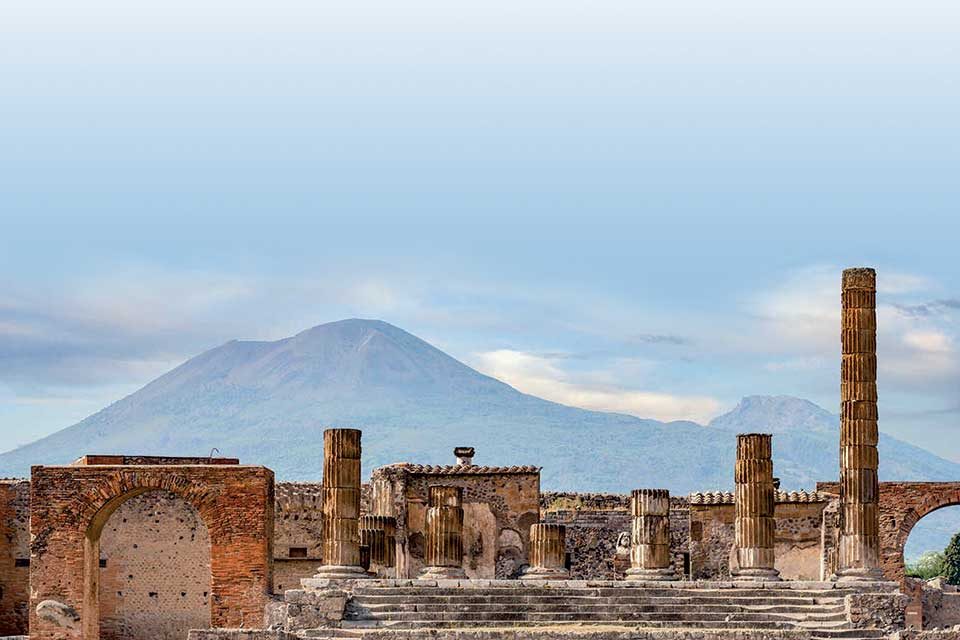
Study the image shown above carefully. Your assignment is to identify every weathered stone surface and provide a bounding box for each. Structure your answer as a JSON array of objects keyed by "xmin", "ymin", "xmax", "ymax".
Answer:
[
  {"xmin": 421, "ymin": 486, "xmax": 466, "ymax": 579},
  {"xmin": 34, "ymin": 602, "xmax": 79, "ymax": 632},
  {"xmin": 845, "ymin": 591, "xmax": 910, "ymax": 631},
  {"xmin": 282, "ymin": 587, "xmax": 347, "ymax": 631},
  {"xmin": 0, "ymin": 480, "xmax": 30, "ymax": 636},
  {"xmin": 315, "ymin": 429, "xmax": 368, "ymax": 580},
  {"xmin": 187, "ymin": 631, "xmax": 296, "ymax": 640},
  {"xmin": 733, "ymin": 434, "xmax": 780, "ymax": 581},
  {"xmin": 626, "ymin": 489, "xmax": 676, "ymax": 581}
]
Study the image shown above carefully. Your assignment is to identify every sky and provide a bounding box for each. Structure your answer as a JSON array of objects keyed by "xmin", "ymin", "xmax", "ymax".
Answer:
[{"xmin": 1, "ymin": 1, "xmax": 958, "ymax": 459}]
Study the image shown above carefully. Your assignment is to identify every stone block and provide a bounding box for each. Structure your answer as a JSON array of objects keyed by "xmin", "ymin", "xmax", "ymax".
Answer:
[{"xmin": 846, "ymin": 591, "xmax": 910, "ymax": 631}]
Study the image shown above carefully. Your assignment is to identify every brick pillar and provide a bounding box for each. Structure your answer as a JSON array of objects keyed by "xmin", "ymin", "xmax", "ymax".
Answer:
[
  {"xmin": 360, "ymin": 515, "xmax": 397, "ymax": 569},
  {"xmin": 836, "ymin": 267, "xmax": 883, "ymax": 581},
  {"xmin": 523, "ymin": 523, "xmax": 569, "ymax": 580},
  {"xmin": 625, "ymin": 489, "xmax": 677, "ymax": 581},
  {"xmin": 315, "ymin": 428, "xmax": 370, "ymax": 579},
  {"xmin": 420, "ymin": 486, "xmax": 467, "ymax": 579},
  {"xmin": 733, "ymin": 433, "xmax": 780, "ymax": 581}
]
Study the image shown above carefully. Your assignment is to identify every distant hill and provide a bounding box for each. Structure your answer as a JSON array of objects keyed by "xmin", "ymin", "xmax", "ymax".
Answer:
[{"xmin": 0, "ymin": 319, "xmax": 956, "ymax": 557}]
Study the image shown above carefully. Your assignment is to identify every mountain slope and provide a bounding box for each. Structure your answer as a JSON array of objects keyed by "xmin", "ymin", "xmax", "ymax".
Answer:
[{"xmin": 1, "ymin": 320, "xmax": 958, "ymax": 509}]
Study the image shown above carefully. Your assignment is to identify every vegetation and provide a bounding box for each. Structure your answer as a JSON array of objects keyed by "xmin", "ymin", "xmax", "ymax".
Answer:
[
  {"xmin": 944, "ymin": 532, "xmax": 960, "ymax": 585},
  {"xmin": 905, "ymin": 551, "xmax": 946, "ymax": 580}
]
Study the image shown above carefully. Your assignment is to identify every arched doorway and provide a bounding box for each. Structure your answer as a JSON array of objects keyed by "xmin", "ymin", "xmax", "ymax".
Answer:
[
  {"xmin": 899, "ymin": 504, "xmax": 960, "ymax": 629},
  {"xmin": 97, "ymin": 490, "xmax": 212, "ymax": 640}
]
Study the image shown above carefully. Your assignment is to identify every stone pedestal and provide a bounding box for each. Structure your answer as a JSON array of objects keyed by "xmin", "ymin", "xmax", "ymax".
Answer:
[
  {"xmin": 315, "ymin": 428, "xmax": 369, "ymax": 580},
  {"xmin": 523, "ymin": 523, "xmax": 569, "ymax": 580},
  {"xmin": 837, "ymin": 267, "xmax": 884, "ymax": 582},
  {"xmin": 420, "ymin": 486, "xmax": 467, "ymax": 579},
  {"xmin": 733, "ymin": 433, "xmax": 781, "ymax": 581},
  {"xmin": 626, "ymin": 489, "xmax": 677, "ymax": 581}
]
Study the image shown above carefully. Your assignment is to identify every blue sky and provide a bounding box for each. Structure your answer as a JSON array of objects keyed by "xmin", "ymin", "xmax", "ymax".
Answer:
[{"xmin": 1, "ymin": 1, "xmax": 958, "ymax": 459}]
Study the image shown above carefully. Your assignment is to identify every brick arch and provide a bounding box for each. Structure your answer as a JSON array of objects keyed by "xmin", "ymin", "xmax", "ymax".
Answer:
[
  {"xmin": 877, "ymin": 483, "xmax": 960, "ymax": 583},
  {"xmin": 29, "ymin": 464, "xmax": 274, "ymax": 640}
]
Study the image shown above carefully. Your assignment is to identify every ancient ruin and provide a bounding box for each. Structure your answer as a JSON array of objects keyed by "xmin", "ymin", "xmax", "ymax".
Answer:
[{"xmin": 1, "ymin": 267, "xmax": 958, "ymax": 640}]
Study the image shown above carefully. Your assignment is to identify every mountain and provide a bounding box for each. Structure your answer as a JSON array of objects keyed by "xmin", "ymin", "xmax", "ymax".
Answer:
[{"xmin": 0, "ymin": 319, "xmax": 957, "ymax": 558}]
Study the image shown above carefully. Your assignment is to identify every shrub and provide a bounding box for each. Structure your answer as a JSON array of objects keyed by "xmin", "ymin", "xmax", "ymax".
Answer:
[
  {"xmin": 905, "ymin": 550, "xmax": 945, "ymax": 580},
  {"xmin": 944, "ymin": 532, "xmax": 960, "ymax": 585}
]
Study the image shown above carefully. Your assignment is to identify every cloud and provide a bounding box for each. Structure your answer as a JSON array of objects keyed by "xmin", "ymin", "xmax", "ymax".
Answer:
[
  {"xmin": 472, "ymin": 349, "xmax": 722, "ymax": 423},
  {"xmin": 893, "ymin": 299, "xmax": 960, "ymax": 318}
]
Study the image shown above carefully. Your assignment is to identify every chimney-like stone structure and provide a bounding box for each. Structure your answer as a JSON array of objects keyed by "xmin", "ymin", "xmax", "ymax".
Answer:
[
  {"xmin": 625, "ymin": 489, "xmax": 677, "ymax": 581},
  {"xmin": 420, "ymin": 485, "xmax": 467, "ymax": 579},
  {"xmin": 836, "ymin": 267, "xmax": 883, "ymax": 581},
  {"xmin": 454, "ymin": 446, "xmax": 475, "ymax": 466},
  {"xmin": 360, "ymin": 515, "xmax": 397, "ymax": 568},
  {"xmin": 522, "ymin": 523, "xmax": 569, "ymax": 580},
  {"xmin": 315, "ymin": 428, "xmax": 370, "ymax": 579},
  {"xmin": 733, "ymin": 433, "xmax": 780, "ymax": 581}
]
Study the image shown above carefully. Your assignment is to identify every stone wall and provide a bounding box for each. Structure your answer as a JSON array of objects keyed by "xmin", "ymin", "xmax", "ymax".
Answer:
[
  {"xmin": 370, "ymin": 464, "xmax": 541, "ymax": 579},
  {"xmin": 0, "ymin": 480, "xmax": 30, "ymax": 636},
  {"xmin": 541, "ymin": 493, "xmax": 689, "ymax": 580},
  {"xmin": 273, "ymin": 483, "xmax": 324, "ymax": 593},
  {"xmin": 917, "ymin": 579, "xmax": 960, "ymax": 630},
  {"xmin": 688, "ymin": 493, "xmax": 827, "ymax": 580},
  {"xmin": 98, "ymin": 491, "xmax": 211, "ymax": 640}
]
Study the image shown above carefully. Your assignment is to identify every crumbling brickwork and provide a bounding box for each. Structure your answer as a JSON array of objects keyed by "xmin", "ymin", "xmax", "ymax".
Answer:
[
  {"xmin": 370, "ymin": 463, "xmax": 540, "ymax": 579},
  {"xmin": 688, "ymin": 491, "xmax": 827, "ymax": 580},
  {"xmin": 541, "ymin": 493, "xmax": 689, "ymax": 580},
  {"xmin": 98, "ymin": 490, "xmax": 212, "ymax": 640},
  {"xmin": 29, "ymin": 463, "xmax": 274, "ymax": 640},
  {"xmin": 0, "ymin": 479, "xmax": 30, "ymax": 636},
  {"xmin": 273, "ymin": 483, "xmax": 324, "ymax": 593}
]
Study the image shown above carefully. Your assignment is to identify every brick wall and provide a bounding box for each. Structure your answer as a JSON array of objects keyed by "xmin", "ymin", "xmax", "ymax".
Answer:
[
  {"xmin": 273, "ymin": 483, "xmax": 324, "ymax": 593},
  {"xmin": 0, "ymin": 480, "xmax": 30, "ymax": 636},
  {"xmin": 98, "ymin": 491, "xmax": 211, "ymax": 640},
  {"xmin": 29, "ymin": 464, "xmax": 274, "ymax": 640}
]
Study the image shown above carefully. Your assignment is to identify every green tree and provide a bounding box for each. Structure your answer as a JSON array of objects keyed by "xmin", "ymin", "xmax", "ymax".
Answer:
[
  {"xmin": 944, "ymin": 532, "xmax": 960, "ymax": 585},
  {"xmin": 906, "ymin": 550, "xmax": 945, "ymax": 580}
]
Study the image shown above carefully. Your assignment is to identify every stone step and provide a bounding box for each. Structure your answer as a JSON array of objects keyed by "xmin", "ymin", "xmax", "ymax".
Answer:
[
  {"xmin": 340, "ymin": 619, "xmax": 804, "ymax": 630},
  {"xmin": 351, "ymin": 587, "xmax": 844, "ymax": 599},
  {"xmin": 345, "ymin": 610, "xmax": 847, "ymax": 624},
  {"xmin": 353, "ymin": 602, "xmax": 847, "ymax": 616},
  {"xmin": 351, "ymin": 595, "xmax": 845, "ymax": 606}
]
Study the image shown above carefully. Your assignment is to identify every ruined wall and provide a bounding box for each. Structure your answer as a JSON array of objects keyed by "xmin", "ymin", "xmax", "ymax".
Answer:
[
  {"xmin": 273, "ymin": 483, "xmax": 324, "ymax": 593},
  {"xmin": 688, "ymin": 492, "xmax": 827, "ymax": 580},
  {"xmin": 0, "ymin": 480, "xmax": 30, "ymax": 636},
  {"xmin": 918, "ymin": 579, "xmax": 960, "ymax": 630},
  {"xmin": 98, "ymin": 491, "xmax": 211, "ymax": 640},
  {"xmin": 29, "ymin": 464, "xmax": 274, "ymax": 640},
  {"xmin": 370, "ymin": 465, "xmax": 540, "ymax": 579},
  {"xmin": 541, "ymin": 493, "xmax": 689, "ymax": 580}
]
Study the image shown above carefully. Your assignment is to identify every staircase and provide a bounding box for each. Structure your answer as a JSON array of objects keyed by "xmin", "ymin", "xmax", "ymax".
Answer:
[{"xmin": 292, "ymin": 581, "xmax": 893, "ymax": 640}]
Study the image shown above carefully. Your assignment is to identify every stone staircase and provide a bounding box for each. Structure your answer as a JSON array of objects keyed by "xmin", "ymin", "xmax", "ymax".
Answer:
[{"xmin": 290, "ymin": 581, "xmax": 895, "ymax": 640}]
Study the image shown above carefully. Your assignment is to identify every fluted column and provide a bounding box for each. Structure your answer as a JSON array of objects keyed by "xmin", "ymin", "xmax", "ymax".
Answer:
[
  {"xmin": 836, "ymin": 267, "xmax": 883, "ymax": 581},
  {"xmin": 315, "ymin": 428, "xmax": 369, "ymax": 579},
  {"xmin": 522, "ymin": 523, "xmax": 569, "ymax": 580},
  {"xmin": 626, "ymin": 489, "xmax": 677, "ymax": 581},
  {"xmin": 360, "ymin": 515, "xmax": 397, "ymax": 568},
  {"xmin": 733, "ymin": 433, "xmax": 780, "ymax": 581},
  {"xmin": 420, "ymin": 486, "xmax": 467, "ymax": 579}
]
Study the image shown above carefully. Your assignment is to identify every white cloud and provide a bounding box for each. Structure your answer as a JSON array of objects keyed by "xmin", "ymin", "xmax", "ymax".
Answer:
[
  {"xmin": 472, "ymin": 349, "xmax": 722, "ymax": 423},
  {"xmin": 903, "ymin": 330, "xmax": 952, "ymax": 354}
]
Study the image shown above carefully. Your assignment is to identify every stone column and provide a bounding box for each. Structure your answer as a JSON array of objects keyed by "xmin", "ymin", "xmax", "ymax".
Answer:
[
  {"xmin": 837, "ymin": 267, "xmax": 883, "ymax": 581},
  {"xmin": 420, "ymin": 486, "xmax": 467, "ymax": 579},
  {"xmin": 522, "ymin": 523, "xmax": 569, "ymax": 580},
  {"xmin": 360, "ymin": 515, "xmax": 397, "ymax": 568},
  {"xmin": 626, "ymin": 489, "xmax": 677, "ymax": 581},
  {"xmin": 734, "ymin": 433, "xmax": 780, "ymax": 581},
  {"xmin": 315, "ymin": 428, "xmax": 369, "ymax": 579}
]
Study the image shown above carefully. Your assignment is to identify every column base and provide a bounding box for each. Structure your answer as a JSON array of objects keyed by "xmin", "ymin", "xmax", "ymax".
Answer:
[
  {"xmin": 522, "ymin": 566, "xmax": 570, "ymax": 581},
  {"xmin": 313, "ymin": 565, "xmax": 373, "ymax": 580},
  {"xmin": 732, "ymin": 567, "xmax": 781, "ymax": 582},
  {"xmin": 419, "ymin": 566, "xmax": 467, "ymax": 580},
  {"xmin": 625, "ymin": 567, "xmax": 678, "ymax": 581},
  {"xmin": 833, "ymin": 567, "xmax": 885, "ymax": 582}
]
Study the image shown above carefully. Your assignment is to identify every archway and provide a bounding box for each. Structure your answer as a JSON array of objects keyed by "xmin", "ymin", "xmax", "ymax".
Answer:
[
  {"xmin": 96, "ymin": 490, "xmax": 212, "ymax": 640},
  {"xmin": 29, "ymin": 463, "xmax": 274, "ymax": 640},
  {"xmin": 899, "ymin": 504, "xmax": 960, "ymax": 629}
]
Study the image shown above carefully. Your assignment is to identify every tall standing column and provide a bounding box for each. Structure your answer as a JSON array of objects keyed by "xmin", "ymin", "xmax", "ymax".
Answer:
[
  {"xmin": 315, "ymin": 428, "xmax": 370, "ymax": 579},
  {"xmin": 523, "ymin": 523, "xmax": 569, "ymax": 580},
  {"xmin": 733, "ymin": 433, "xmax": 780, "ymax": 581},
  {"xmin": 625, "ymin": 489, "xmax": 677, "ymax": 581},
  {"xmin": 420, "ymin": 486, "xmax": 467, "ymax": 579},
  {"xmin": 837, "ymin": 267, "xmax": 883, "ymax": 581}
]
